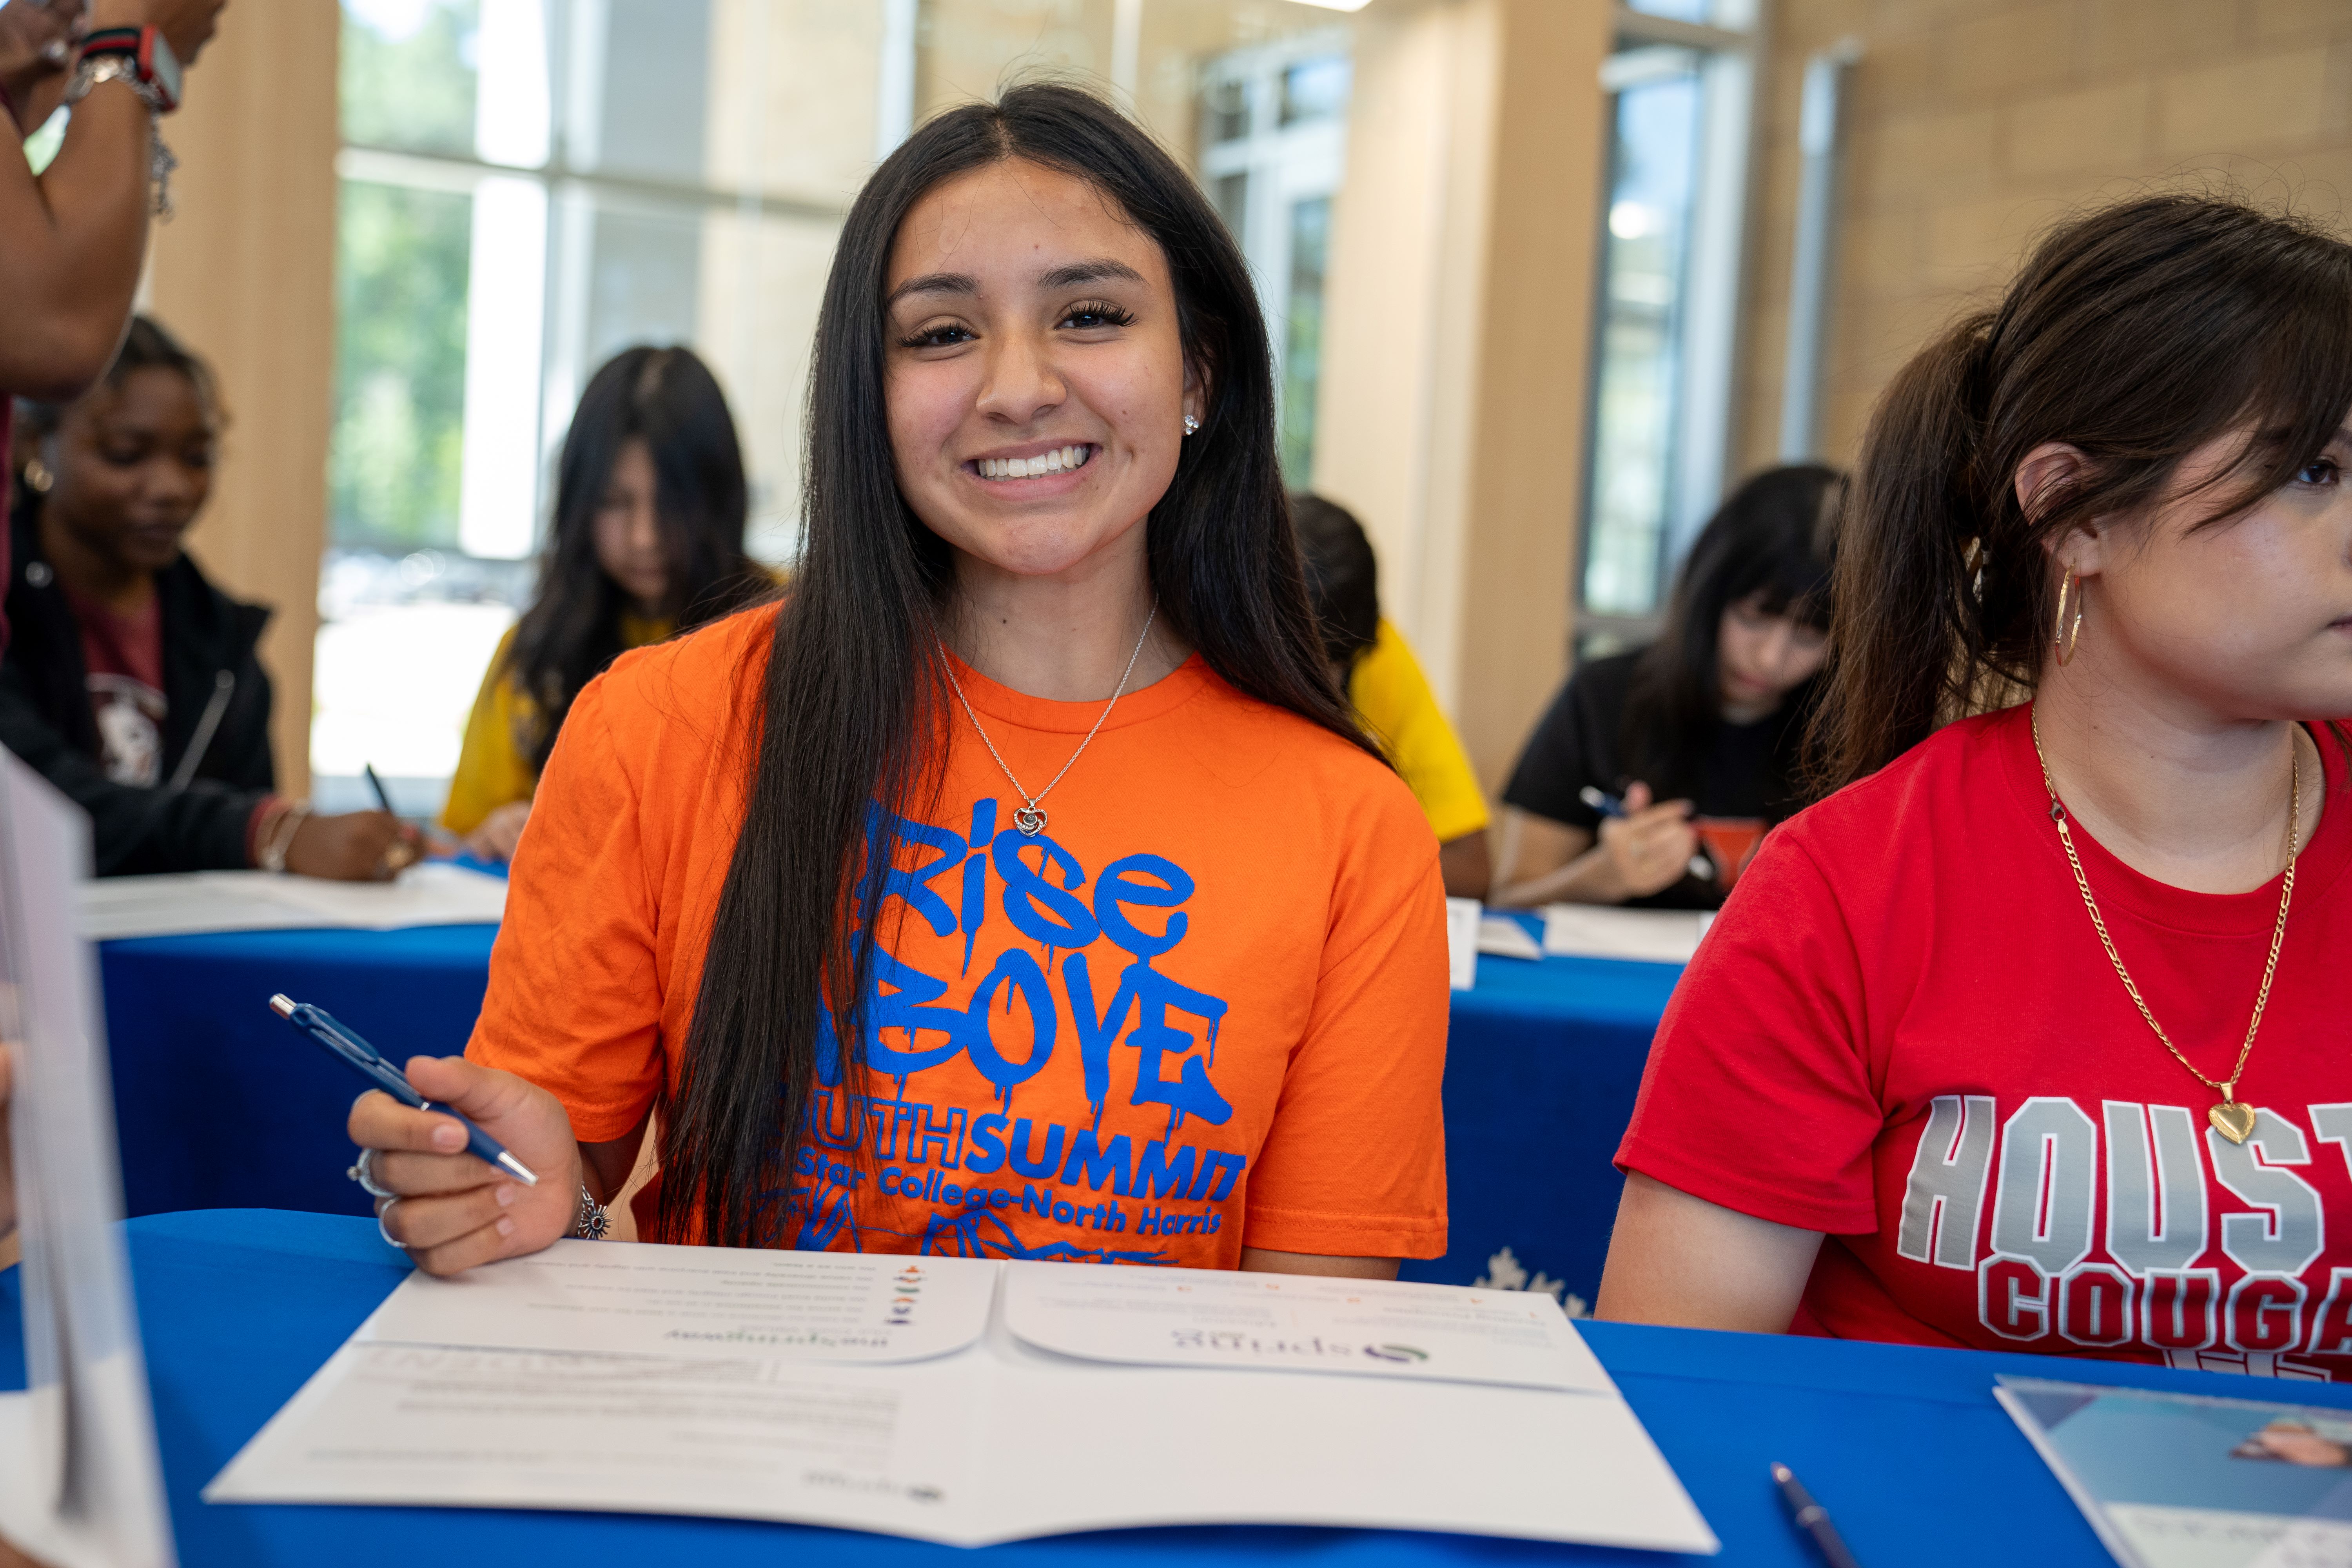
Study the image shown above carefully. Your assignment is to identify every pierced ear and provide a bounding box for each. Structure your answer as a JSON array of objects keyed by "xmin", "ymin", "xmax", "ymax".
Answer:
[
  {"xmin": 1181, "ymin": 357, "xmax": 1209, "ymax": 428},
  {"xmin": 2014, "ymin": 441, "xmax": 2088, "ymax": 526}
]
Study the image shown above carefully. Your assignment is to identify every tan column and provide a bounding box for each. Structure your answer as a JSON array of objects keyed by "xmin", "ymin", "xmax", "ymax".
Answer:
[
  {"xmin": 1314, "ymin": 0, "xmax": 1609, "ymax": 795},
  {"xmin": 143, "ymin": 1, "xmax": 340, "ymax": 799}
]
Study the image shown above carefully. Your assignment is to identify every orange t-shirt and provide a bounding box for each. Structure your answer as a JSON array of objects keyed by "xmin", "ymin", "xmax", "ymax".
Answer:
[{"xmin": 468, "ymin": 604, "xmax": 1450, "ymax": 1267}]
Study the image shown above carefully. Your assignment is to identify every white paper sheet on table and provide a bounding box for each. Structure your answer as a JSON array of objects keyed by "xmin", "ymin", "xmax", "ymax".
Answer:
[
  {"xmin": 1539, "ymin": 904, "xmax": 1711, "ymax": 964},
  {"xmin": 74, "ymin": 862, "xmax": 506, "ymax": 940},
  {"xmin": 207, "ymin": 1250, "xmax": 1718, "ymax": 1554},
  {"xmin": 1475, "ymin": 915, "xmax": 1543, "ymax": 962}
]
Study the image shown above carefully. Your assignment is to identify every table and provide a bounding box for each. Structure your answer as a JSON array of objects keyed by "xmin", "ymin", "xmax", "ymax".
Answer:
[
  {"xmin": 96, "ymin": 924, "xmax": 1682, "ymax": 1300},
  {"xmin": 99, "ymin": 926, "xmax": 499, "ymax": 1220},
  {"xmin": 16, "ymin": 1208, "xmax": 2347, "ymax": 1566},
  {"xmin": 1404, "ymin": 944, "xmax": 1684, "ymax": 1304}
]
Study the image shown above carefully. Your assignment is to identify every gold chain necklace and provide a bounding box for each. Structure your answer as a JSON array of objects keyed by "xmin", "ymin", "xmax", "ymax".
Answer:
[
  {"xmin": 2029, "ymin": 706, "xmax": 2299, "ymax": 1145},
  {"xmin": 938, "ymin": 604, "xmax": 1158, "ymax": 838}
]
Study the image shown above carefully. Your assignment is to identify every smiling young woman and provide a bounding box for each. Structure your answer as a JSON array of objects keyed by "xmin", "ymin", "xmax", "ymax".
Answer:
[
  {"xmin": 1597, "ymin": 196, "xmax": 2352, "ymax": 1378},
  {"xmin": 345, "ymin": 85, "xmax": 1450, "ymax": 1279}
]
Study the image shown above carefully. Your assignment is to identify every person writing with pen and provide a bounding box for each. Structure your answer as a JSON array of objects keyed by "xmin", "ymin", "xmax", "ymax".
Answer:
[
  {"xmin": 343, "ymin": 85, "xmax": 1449, "ymax": 1279},
  {"xmin": 3, "ymin": 318, "xmax": 416, "ymax": 878},
  {"xmin": 1488, "ymin": 465, "xmax": 1838, "ymax": 910}
]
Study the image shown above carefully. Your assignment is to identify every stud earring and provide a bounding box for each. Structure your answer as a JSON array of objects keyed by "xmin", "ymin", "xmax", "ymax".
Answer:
[
  {"xmin": 22, "ymin": 458, "xmax": 53, "ymax": 495},
  {"xmin": 1182, "ymin": 414, "xmax": 1200, "ymax": 436}
]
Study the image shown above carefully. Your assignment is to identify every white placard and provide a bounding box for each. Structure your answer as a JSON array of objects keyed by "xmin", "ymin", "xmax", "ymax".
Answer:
[
  {"xmin": 76, "ymin": 862, "xmax": 507, "ymax": 941},
  {"xmin": 998, "ymin": 1261, "xmax": 1609, "ymax": 1392},
  {"xmin": 1539, "ymin": 904, "xmax": 1711, "ymax": 965},
  {"xmin": 207, "ymin": 1250, "xmax": 1717, "ymax": 1554},
  {"xmin": 0, "ymin": 750, "xmax": 176, "ymax": 1568},
  {"xmin": 1443, "ymin": 896, "xmax": 1480, "ymax": 990}
]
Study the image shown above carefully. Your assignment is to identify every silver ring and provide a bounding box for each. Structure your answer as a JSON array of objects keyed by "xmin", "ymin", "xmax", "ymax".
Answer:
[
  {"xmin": 349, "ymin": 1148, "xmax": 396, "ymax": 1198},
  {"xmin": 376, "ymin": 1196, "xmax": 407, "ymax": 1250}
]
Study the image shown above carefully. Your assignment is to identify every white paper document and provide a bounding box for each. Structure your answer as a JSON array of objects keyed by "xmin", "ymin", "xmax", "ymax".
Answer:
[
  {"xmin": 75, "ymin": 862, "xmax": 507, "ymax": 940},
  {"xmin": 1540, "ymin": 903, "xmax": 1711, "ymax": 965},
  {"xmin": 209, "ymin": 1250, "xmax": 1717, "ymax": 1553},
  {"xmin": 1475, "ymin": 915, "xmax": 1544, "ymax": 962}
]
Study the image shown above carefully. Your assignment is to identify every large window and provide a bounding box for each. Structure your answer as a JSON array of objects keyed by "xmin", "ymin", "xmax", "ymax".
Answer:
[
  {"xmin": 1196, "ymin": 35, "xmax": 1350, "ymax": 482},
  {"xmin": 1576, "ymin": 3, "xmax": 1757, "ymax": 653},
  {"xmin": 319, "ymin": 0, "xmax": 874, "ymax": 808}
]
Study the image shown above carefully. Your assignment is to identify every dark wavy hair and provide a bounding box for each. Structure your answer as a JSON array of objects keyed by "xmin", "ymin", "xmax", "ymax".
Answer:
[
  {"xmin": 1622, "ymin": 464, "xmax": 1838, "ymax": 802},
  {"xmin": 505, "ymin": 345, "xmax": 765, "ymax": 770},
  {"xmin": 660, "ymin": 83, "xmax": 1373, "ymax": 1249},
  {"xmin": 1292, "ymin": 492, "xmax": 1380, "ymax": 667},
  {"xmin": 1818, "ymin": 195, "xmax": 2352, "ymax": 788}
]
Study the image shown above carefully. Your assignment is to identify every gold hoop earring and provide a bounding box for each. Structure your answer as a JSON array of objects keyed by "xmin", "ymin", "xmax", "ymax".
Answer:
[
  {"xmin": 2053, "ymin": 571, "xmax": 2085, "ymax": 666},
  {"xmin": 22, "ymin": 458, "xmax": 53, "ymax": 495}
]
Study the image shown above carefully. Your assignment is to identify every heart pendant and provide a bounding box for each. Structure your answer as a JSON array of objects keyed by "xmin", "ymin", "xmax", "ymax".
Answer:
[
  {"xmin": 1013, "ymin": 805, "xmax": 1047, "ymax": 836},
  {"xmin": 2209, "ymin": 1100, "xmax": 2256, "ymax": 1145}
]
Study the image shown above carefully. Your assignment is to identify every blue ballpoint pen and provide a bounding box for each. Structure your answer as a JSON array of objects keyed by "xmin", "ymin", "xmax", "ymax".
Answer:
[
  {"xmin": 1578, "ymin": 787, "xmax": 1715, "ymax": 881},
  {"xmin": 269, "ymin": 994, "xmax": 539, "ymax": 1185}
]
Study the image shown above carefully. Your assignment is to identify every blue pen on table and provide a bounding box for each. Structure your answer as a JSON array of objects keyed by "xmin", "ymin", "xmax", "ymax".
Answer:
[
  {"xmin": 268, "ymin": 994, "xmax": 538, "ymax": 1185},
  {"xmin": 1578, "ymin": 786, "xmax": 1715, "ymax": 881},
  {"xmin": 1771, "ymin": 1463, "xmax": 1863, "ymax": 1568}
]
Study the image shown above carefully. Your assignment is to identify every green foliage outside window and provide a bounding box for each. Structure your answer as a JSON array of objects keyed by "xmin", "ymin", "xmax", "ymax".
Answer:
[
  {"xmin": 329, "ymin": 180, "xmax": 470, "ymax": 550},
  {"xmin": 328, "ymin": 1, "xmax": 480, "ymax": 551}
]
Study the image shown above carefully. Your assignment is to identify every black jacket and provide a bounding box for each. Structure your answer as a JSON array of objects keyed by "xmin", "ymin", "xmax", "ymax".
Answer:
[{"xmin": 0, "ymin": 513, "xmax": 277, "ymax": 875}]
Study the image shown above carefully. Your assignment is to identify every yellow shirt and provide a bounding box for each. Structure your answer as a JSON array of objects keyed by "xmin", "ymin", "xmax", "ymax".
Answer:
[
  {"xmin": 1347, "ymin": 619, "xmax": 1490, "ymax": 844},
  {"xmin": 441, "ymin": 614, "xmax": 671, "ymax": 834}
]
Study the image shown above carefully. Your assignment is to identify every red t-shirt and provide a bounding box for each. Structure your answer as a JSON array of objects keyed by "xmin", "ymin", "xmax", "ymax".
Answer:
[
  {"xmin": 1619, "ymin": 705, "xmax": 2352, "ymax": 1380},
  {"xmin": 65, "ymin": 586, "xmax": 166, "ymax": 785}
]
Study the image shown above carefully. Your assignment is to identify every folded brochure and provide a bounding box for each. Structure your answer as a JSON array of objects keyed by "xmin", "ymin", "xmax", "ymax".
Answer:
[
  {"xmin": 208, "ymin": 1244, "xmax": 1717, "ymax": 1552},
  {"xmin": 1999, "ymin": 1375, "xmax": 2352, "ymax": 1567}
]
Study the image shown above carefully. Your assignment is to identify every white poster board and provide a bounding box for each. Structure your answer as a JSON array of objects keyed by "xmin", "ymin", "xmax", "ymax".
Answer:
[{"xmin": 0, "ymin": 751, "xmax": 176, "ymax": 1568}]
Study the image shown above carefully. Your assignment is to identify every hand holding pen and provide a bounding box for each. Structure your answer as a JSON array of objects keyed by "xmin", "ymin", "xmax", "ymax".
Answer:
[
  {"xmin": 272, "ymin": 996, "xmax": 586, "ymax": 1274},
  {"xmin": 1580, "ymin": 781, "xmax": 1710, "ymax": 897}
]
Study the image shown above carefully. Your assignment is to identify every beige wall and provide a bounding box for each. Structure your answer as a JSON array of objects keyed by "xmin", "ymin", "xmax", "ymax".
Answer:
[
  {"xmin": 1316, "ymin": 0, "xmax": 1612, "ymax": 792},
  {"xmin": 144, "ymin": 0, "xmax": 340, "ymax": 799},
  {"xmin": 1742, "ymin": 0, "xmax": 2352, "ymax": 475}
]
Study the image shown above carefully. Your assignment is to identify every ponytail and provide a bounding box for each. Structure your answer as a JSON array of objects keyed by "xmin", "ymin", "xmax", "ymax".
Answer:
[{"xmin": 1813, "ymin": 195, "xmax": 2352, "ymax": 791}]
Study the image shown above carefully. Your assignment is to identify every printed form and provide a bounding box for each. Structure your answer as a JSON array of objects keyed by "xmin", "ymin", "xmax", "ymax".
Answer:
[{"xmin": 209, "ymin": 1245, "xmax": 1717, "ymax": 1553}]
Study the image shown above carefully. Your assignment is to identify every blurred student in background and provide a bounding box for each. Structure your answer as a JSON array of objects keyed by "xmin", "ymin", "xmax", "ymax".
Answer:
[
  {"xmin": 1599, "ymin": 197, "xmax": 2352, "ymax": 1369},
  {"xmin": 1489, "ymin": 465, "xmax": 1837, "ymax": 909},
  {"xmin": 3, "ymin": 318, "xmax": 412, "ymax": 877},
  {"xmin": 441, "ymin": 346, "xmax": 769, "ymax": 862},
  {"xmin": 1294, "ymin": 493, "xmax": 1490, "ymax": 898}
]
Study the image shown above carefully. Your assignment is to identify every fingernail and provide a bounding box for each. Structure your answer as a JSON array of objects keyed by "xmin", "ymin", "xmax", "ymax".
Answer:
[
  {"xmin": 432, "ymin": 1122, "xmax": 464, "ymax": 1150},
  {"xmin": 496, "ymin": 1183, "xmax": 517, "ymax": 1207},
  {"xmin": 497, "ymin": 1217, "xmax": 515, "ymax": 1237}
]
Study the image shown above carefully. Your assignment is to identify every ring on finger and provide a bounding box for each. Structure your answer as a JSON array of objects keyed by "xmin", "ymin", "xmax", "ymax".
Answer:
[
  {"xmin": 349, "ymin": 1147, "xmax": 396, "ymax": 1198},
  {"xmin": 376, "ymin": 1195, "xmax": 408, "ymax": 1250}
]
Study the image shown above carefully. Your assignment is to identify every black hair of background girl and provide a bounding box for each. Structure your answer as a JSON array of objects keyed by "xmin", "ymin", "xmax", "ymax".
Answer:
[
  {"xmin": 662, "ymin": 82, "xmax": 1376, "ymax": 1249},
  {"xmin": 1621, "ymin": 464, "xmax": 1839, "ymax": 806},
  {"xmin": 505, "ymin": 345, "xmax": 766, "ymax": 773},
  {"xmin": 1817, "ymin": 194, "xmax": 2352, "ymax": 790}
]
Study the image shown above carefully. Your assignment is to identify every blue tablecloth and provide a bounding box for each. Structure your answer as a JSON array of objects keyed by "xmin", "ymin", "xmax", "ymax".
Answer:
[
  {"xmin": 15, "ymin": 1208, "xmax": 2348, "ymax": 1566},
  {"xmin": 96, "ymin": 919, "xmax": 1682, "ymax": 1301},
  {"xmin": 99, "ymin": 926, "xmax": 499, "ymax": 1219}
]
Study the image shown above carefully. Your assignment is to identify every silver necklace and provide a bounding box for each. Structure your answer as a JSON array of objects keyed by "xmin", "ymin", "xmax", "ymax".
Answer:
[{"xmin": 938, "ymin": 603, "xmax": 1158, "ymax": 837}]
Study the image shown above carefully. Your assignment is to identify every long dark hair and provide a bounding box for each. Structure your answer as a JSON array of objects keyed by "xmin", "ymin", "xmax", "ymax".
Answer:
[
  {"xmin": 661, "ymin": 83, "xmax": 1372, "ymax": 1249},
  {"xmin": 1622, "ymin": 464, "xmax": 1838, "ymax": 799},
  {"xmin": 1818, "ymin": 194, "xmax": 2352, "ymax": 789},
  {"xmin": 1291, "ymin": 492, "xmax": 1381, "ymax": 667},
  {"xmin": 506, "ymin": 346, "xmax": 764, "ymax": 770}
]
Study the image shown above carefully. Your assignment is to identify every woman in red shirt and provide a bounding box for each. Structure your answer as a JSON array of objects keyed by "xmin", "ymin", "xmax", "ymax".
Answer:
[{"xmin": 1599, "ymin": 194, "xmax": 2352, "ymax": 1379}]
